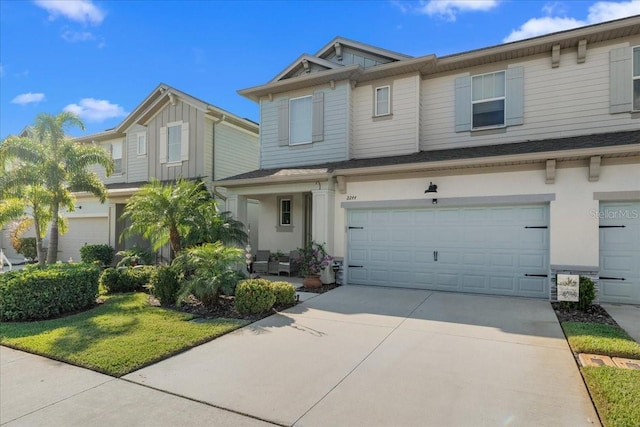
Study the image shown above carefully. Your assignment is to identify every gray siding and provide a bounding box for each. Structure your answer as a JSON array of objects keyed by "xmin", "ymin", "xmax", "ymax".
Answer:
[
  {"xmin": 204, "ymin": 118, "xmax": 214, "ymax": 181},
  {"xmin": 421, "ymin": 41, "xmax": 640, "ymax": 151},
  {"xmin": 260, "ymin": 82, "xmax": 349, "ymax": 168},
  {"xmin": 90, "ymin": 137, "xmax": 126, "ymax": 184},
  {"xmin": 214, "ymin": 122, "xmax": 259, "ymax": 180},
  {"xmin": 326, "ymin": 47, "xmax": 394, "ymax": 67},
  {"xmin": 148, "ymin": 100, "xmax": 206, "ymax": 181},
  {"xmin": 126, "ymin": 123, "xmax": 148, "ymax": 182}
]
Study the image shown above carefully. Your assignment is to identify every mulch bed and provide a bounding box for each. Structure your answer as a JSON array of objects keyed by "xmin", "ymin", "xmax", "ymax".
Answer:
[
  {"xmin": 296, "ymin": 284, "xmax": 340, "ymax": 294},
  {"xmin": 551, "ymin": 302, "xmax": 619, "ymax": 327}
]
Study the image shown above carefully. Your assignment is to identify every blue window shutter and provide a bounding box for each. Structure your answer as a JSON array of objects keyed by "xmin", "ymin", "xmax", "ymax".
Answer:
[
  {"xmin": 278, "ymin": 99, "xmax": 289, "ymax": 146},
  {"xmin": 454, "ymin": 75, "xmax": 471, "ymax": 132},
  {"xmin": 312, "ymin": 91, "xmax": 324, "ymax": 142},
  {"xmin": 609, "ymin": 47, "xmax": 632, "ymax": 114},
  {"xmin": 505, "ymin": 67, "xmax": 524, "ymax": 126}
]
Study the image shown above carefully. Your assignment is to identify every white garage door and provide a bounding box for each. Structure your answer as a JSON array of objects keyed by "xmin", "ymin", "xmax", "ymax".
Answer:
[
  {"xmin": 347, "ymin": 204, "xmax": 549, "ymax": 298},
  {"xmin": 59, "ymin": 217, "xmax": 109, "ymax": 262},
  {"xmin": 599, "ymin": 202, "xmax": 640, "ymax": 304}
]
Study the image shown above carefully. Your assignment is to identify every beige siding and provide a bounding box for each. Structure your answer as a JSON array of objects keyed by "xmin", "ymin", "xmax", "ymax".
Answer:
[
  {"xmin": 147, "ymin": 100, "xmax": 205, "ymax": 181},
  {"xmin": 352, "ymin": 74, "xmax": 419, "ymax": 159},
  {"xmin": 421, "ymin": 41, "xmax": 639, "ymax": 151},
  {"xmin": 126, "ymin": 124, "xmax": 148, "ymax": 183},
  {"xmin": 214, "ymin": 122, "xmax": 259, "ymax": 180}
]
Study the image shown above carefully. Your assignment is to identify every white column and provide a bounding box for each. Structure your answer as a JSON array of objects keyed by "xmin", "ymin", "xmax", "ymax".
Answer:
[
  {"xmin": 226, "ymin": 194, "xmax": 249, "ymax": 233},
  {"xmin": 312, "ymin": 189, "xmax": 335, "ymax": 283}
]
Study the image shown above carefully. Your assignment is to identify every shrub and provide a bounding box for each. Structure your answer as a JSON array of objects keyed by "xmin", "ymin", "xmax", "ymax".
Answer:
[
  {"xmin": 116, "ymin": 247, "xmax": 153, "ymax": 267},
  {"xmin": 235, "ymin": 279, "xmax": 276, "ymax": 314},
  {"xmin": 148, "ymin": 265, "xmax": 180, "ymax": 305},
  {"xmin": 80, "ymin": 244, "xmax": 114, "ymax": 266},
  {"xmin": 99, "ymin": 266, "xmax": 155, "ymax": 294},
  {"xmin": 0, "ymin": 264, "xmax": 100, "ymax": 321},
  {"xmin": 270, "ymin": 281, "xmax": 296, "ymax": 306},
  {"xmin": 559, "ymin": 276, "xmax": 596, "ymax": 311},
  {"xmin": 13, "ymin": 237, "xmax": 37, "ymax": 260},
  {"xmin": 173, "ymin": 242, "xmax": 244, "ymax": 305}
]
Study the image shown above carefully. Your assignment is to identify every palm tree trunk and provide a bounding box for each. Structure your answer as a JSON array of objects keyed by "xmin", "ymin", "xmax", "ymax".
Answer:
[
  {"xmin": 46, "ymin": 200, "xmax": 60, "ymax": 264},
  {"xmin": 34, "ymin": 220, "xmax": 45, "ymax": 266},
  {"xmin": 169, "ymin": 226, "xmax": 181, "ymax": 255}
]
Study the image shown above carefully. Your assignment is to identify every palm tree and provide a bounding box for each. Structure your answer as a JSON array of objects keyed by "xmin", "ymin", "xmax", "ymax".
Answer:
[
  {"xmin": 0, "ymin": 112, "xmax": 114, "ymax": 263},
  {"xmin": 121, "ymin": 178, "xmax": 247, "ymax": 256}
]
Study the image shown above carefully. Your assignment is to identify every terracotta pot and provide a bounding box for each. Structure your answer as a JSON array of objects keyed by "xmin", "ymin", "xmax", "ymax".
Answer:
[{"xmin": 302, "ymin": 275, "xmax": 322, "ymax": 289}]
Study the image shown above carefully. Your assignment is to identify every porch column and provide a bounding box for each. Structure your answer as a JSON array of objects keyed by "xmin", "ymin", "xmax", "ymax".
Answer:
[
  {"xmin": 312, "ymin": 189, "xmax": 335, "ymax": 283},
  {"xmin": 226, "ymin": 194, "xmax": 249, "ymax": 231}
]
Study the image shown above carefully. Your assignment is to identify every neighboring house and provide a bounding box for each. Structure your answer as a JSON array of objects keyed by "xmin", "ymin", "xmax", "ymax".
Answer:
[
  {"xmin": 1, "ymin": 84, "xmax": 260, "ymax": 262},
  {"xmin": 216, "ymin": 16, "xmax": 640, "ymax": 304}
]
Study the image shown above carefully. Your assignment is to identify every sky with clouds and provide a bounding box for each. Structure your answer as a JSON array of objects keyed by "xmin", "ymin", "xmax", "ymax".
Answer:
[{"xmin": 1, "ymin": 0, "xmax": 639, "ymax": 137}]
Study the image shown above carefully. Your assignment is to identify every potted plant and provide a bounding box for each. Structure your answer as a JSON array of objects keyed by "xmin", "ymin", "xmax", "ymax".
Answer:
[{"xmin": 296, "ymin": 241, "xmax": 332, "ymax": 288}]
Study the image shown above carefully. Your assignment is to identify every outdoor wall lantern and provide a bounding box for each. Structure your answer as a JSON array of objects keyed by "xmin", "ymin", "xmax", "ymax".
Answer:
[
  {"xmin": 424, "ymin": 182, "xmax": 438, "ymax": 193},
  {"xmin": 432, "ymin": 199, "xmax": 438, "ymax": 205}
]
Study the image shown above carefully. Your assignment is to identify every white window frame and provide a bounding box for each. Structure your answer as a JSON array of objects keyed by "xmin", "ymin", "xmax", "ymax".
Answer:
[
  {"xmin": 167, "ymin": 121, "xmax": 182, "ymax": 163},
  {"xmin": 633, "ymin": 46, "xmax": 640, "ymax": 111},
  {"xmin": 289, "ymin": 95, "xmax": 312, "ymax": 146},
  {"xmin": 111, "ymin": 140, "xmax": 123, "ymax": 174},
  {"xmin": 279, "ymin": 197, "xmax": 292, "ymax": 226},
  {"xmin": 375, "ymin": 85, "xmax": 391, "ymax": 116},
  {"xmin": 136, "ymin": 132, "xmax": 146, "ymax": 156},
  {"xmin": 471, "ymin": 70, "xmax": 506, "ymax": 129}
]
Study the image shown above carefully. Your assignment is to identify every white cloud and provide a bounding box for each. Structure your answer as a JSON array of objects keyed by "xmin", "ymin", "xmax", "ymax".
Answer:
[
  {"xmin": 504, "ymin": 1, "xmax": 640, "ymax": 42},
  {"xmin": 11, "ymin": 92, "xmax": 45, "ymax": 105},
  {"xmin": 34, "ymin": 0, "xmax": 105, "ymax": 25},
  {"xmin": 63, "ymin": 98, "xmax": 127, "ymax": 122},
  {"xmin": 419, "ymin": 0, "xmax": 500, "ymax": 21},
  {"xmin": 61, "ymin": 30, "xmax": 95, "ymax": 42}
]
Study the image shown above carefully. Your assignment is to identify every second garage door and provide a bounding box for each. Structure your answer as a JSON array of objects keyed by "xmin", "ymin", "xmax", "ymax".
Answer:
[
  {"xmin": 347, "ymin": 204, "xmax": 549, "ymax": 298},
  {"xmin": 58, "ymin": 217, "xmax": 110, "ymax": 262}
]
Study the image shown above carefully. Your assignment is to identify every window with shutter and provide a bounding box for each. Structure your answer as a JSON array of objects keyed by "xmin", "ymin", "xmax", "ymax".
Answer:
[
  {"xmin": 136, "ymin": 132, "xmax": 146, "ymax": 156},
  {"xmin": 289, "ymin": 96, "xmax": 312, "ymax": 145},
  {"xmin": 633, "ymin": 46, "xmax": 639, "ymax": 111},
  {"xmin": 111, "ymin": 140, "xmax": 123, "ymax": 173}
]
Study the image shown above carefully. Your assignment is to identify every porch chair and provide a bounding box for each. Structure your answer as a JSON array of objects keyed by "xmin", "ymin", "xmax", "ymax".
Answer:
[
  {"xmin": 278, "ymin": 250, "xmax": 300, "ymax": 276},
  {"xmin": 253, "ymin": 250, "xmax": 270, "ymax": 274}
]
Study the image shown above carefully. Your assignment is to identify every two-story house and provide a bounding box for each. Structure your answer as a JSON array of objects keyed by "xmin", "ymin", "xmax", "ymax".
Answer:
[
  {"xmin": 1, "ymin": 84, "xmax": 260, "ymax": 262},
  {"xmin": 216, "ymin": 16, "xmax": 640, "ymax": 304}
]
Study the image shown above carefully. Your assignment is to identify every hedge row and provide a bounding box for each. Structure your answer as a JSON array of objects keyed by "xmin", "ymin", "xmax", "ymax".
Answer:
[
  {"xmin": 0, "ymin": 264, "xmax": 100, "ymax": 321},
  {"xmin": 99, "ymin": 266, "xmax": 155, "ymax": 294},
  {"xmin": 235, "ymin": 279, "xmax": 296, "ymax": 314}
]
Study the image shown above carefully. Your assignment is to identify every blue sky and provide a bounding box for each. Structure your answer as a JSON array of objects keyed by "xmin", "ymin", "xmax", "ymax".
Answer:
[{"xmin": 1, "ymin": 0, "xmax": 639, "ymax": 138}]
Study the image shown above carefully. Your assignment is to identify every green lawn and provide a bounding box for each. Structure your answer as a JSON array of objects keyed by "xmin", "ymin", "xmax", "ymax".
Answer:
[
  {"xmin": 582, "ymin": 367, "xmax": 640, "ymax": 427},
  {"xmin": 562, "ymin": 322, "xmax": 640, "ymax": 359},
  {"xmin": 0, "ymin": 293, "xmax": 247, "ymax": 377}
]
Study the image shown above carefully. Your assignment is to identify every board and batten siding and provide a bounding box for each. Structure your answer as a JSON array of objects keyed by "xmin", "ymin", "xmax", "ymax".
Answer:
[
  {"xmin": 352, "ymin": 74, "xmax": 420, "ymax": 159},
  {"xmin": 204, "ymin": 118, "xmax": 214, "ymax": 181},
  {"xmin": 420, "ymin": 41, "xmax": 639, "ymax": 151},
  {"xmin": 147, "ymin": 100, "xmax": 206, "ymax": 181},
  {"xmin": 259, "ymin": 82, "xmax": 349, "ymax": 169},
  {"xmin": 126, "ymin": 124, "xmax": 148, "ymax": 183},
  {"xmin": 214, "ymin": 121, "xmax": 259, "ymax": 180}
]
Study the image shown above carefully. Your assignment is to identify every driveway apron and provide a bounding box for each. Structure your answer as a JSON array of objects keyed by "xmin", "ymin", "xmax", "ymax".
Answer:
[{"xmin": 125, "ymin": 286, "xmax": 600, "ymax": 427}]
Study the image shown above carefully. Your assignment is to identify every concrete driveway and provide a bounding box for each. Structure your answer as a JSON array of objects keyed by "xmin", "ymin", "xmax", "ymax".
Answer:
[{"xmin": 126, "ymin": 286, "xmax": 600, "ymax": 426}]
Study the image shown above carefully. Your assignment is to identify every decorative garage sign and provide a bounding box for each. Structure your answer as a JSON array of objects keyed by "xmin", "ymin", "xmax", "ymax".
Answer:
[{"xmin": 557, "ymin": 274, "xmax": 579, "ymax": 302}]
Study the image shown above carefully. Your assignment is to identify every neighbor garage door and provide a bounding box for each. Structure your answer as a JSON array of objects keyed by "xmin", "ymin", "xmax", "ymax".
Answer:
[
  {"xmin": 347, "ymin": 204, "xmax": 549, "ymax": 298},
  {"xmin": 59, "ymin": 217, "xmax": 109, "ymax": 262},
  {"xmin": 599, "ymin": 202, "xmax": 640, "ymax": 304}
]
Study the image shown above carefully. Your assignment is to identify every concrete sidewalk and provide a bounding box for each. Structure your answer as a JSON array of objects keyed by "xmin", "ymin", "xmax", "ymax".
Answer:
[
  {"xmin": 602, "ymin": 304, "xmax": 640, "ymax": 343},
  {"xmin": 126, "ymin": 286, "xmax": 600, "ymax": 426},
  {"xmin": 0, "ymin": 347, "xmax": 273, "ymax": 426}
]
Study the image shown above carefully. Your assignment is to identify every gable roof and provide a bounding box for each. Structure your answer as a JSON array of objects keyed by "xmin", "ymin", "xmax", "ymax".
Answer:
[
  {"xmin": 239, "ymin": 15, "xmax": 640, "ymax": 102},
  {"xmin": 315, "ymin": 36, "xmax": 413, "ymax": 62},
  {"xmin": 75, "ymin": 83, "xmax": 258, "ymax": 143},
  {"xmin": 216, "ymin": 130, "xmax": 640, "ymax": 186},
  {"xmin": 270, "ymin": 54, "xmax": 340, "ymax": 82}
]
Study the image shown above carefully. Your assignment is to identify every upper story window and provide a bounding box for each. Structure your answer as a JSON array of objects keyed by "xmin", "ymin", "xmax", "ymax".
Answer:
[
  {"xmin": 136, "ymin": 132, "xmax": 146, "ymax": 156},
  {"xmin": 472, "ymin": 71, "xmax": 505, "ymax": 128},
  {"xmin": 375, "ymin": 85, "xmax": 391, "ymax": 116},
  {"xmin": 111, "ymin": 140, "xmax": 123, "ymax": 174},
  {"xmin": 289, "ymin": 96, "xmax": 312, "ymax": 145},
  {"xmin": 159, "ymin": 120, "xmax": 189, "ymax": 164},
  {"xmin": 633, "ymin": 46, "xmax": 639, "ymax": 111},
  {"xmin": 454, "ymin": 67, "xmax": 523, "ymax": 133}
]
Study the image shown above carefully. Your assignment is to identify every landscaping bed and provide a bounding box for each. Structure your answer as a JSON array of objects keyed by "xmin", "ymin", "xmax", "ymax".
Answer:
[
  {"xmin": 296, "ymin": 283, "xmax": 340, "ymax": 294},
  {"xmin": 552, "ymin": 302, "xmax": 618, "ymax": 326}
]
